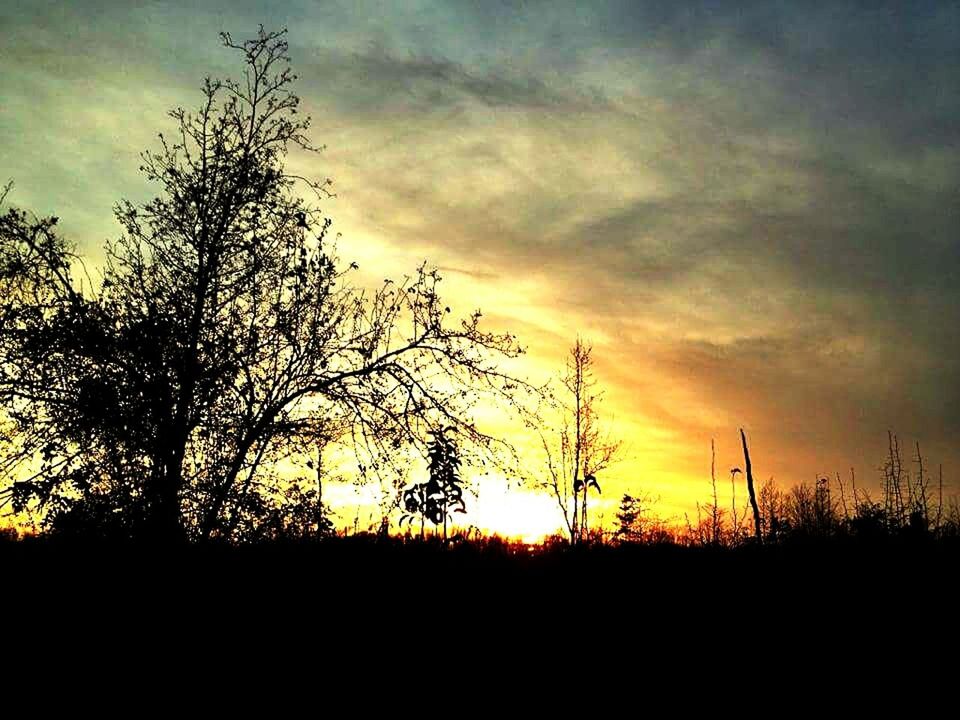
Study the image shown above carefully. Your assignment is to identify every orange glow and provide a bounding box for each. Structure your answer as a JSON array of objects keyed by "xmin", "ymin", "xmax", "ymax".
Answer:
[{"xmin": 3, "ymin": 7, "xmax": 958, "ymax": 542}]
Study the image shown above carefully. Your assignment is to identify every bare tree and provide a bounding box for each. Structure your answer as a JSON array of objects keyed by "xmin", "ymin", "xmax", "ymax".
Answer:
[
  {"xmin": 883, "ymin": 431, "xmax": 907, "ymax": 529},
  {"xmin": 538, "ymin": 339, "xmax": 621, "ymax": 545},
  {"xmin": 708, "ymin": 439, "xmax": 722, "ymax": 544},
  {"xmin": 729, "ymin": 467, "xmax": 741, "ymax": 541},
  {"xmin": 758, "ymin": 477, "xmax": 784, "ymax": 541}
]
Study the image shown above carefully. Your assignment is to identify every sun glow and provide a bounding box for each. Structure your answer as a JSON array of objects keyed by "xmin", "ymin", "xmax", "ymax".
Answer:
[
  {"xmin": 319, "ymin": 472, "xmax": 565, "ymax": 544},
  {"xmin": 465, "ymin": 478, "xmax": 565, "ymax": 544}
]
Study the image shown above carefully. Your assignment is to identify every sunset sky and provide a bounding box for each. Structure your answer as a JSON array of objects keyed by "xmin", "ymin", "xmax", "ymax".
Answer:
[{"xmin": 2, "ymin": 1, "xmax": 958, "ymax": 536}]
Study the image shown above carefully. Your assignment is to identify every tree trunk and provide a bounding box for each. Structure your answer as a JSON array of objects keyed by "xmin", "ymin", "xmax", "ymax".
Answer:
[
  {"xmin": 571, "ymin": 484, "xmax": 580, "ymax": 545},
  {"xmin": 741, "ymin": 428, "xmax": 762, "ymax": 543},
  {"xmin": 711, "ymin": 438, "xmax": 719, "ymax": 545},
  {"xmin": 316, "ymin": 447, "xmax": 324, "ymax": 538},
  {"xmin": 581, "ymin": 486, "xmax": 588, "ymax": 543},
  {"xmin": 149, "ymin": 445, "xmax": 185, "ymax": 542},
  {"xmin": 443, "ymin": 492, "xmax": 448, "ymax": 542}
]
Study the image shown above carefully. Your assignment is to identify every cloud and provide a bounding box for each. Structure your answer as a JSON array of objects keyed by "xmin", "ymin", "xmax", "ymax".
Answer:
[{"xmin": 2, "ymin": 0, "xmax": 958, "ymax": 509}]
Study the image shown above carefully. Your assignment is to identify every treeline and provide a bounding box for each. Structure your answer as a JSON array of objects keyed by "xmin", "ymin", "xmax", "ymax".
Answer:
[{"xmin": 610, "ymin": 432, "xmax": 957, "ymax": 549}]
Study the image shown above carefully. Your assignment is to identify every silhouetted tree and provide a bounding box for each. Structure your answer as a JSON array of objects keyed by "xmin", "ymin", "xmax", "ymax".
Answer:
[
  {"xmin": 883, "ymin": 431, "xmax": 907, "ymax": 530},
  {"xmin": 729, "ymin": 467, "xmax": 742, "ymax": 541},
  {"xmin": 615, "ymin": 492, "xmax": 654, "ymax": 544},
  {"xmin": 705, "ymin": 438, "xmax": 723, "ymax": 545},
  {"xmin": 0, "ymin": 27, "xmax": 529, "ymax": 541},
  {"xmin": 401, "ymin": 427, "xmax": 465, "ymax": 540},
  {"xmin": 538, "ymin": 339, "xmax": 621, "ymax": 545},
  {"xmin": 758, "ymin": 477, "xmax": 785, "ymax": 542}
]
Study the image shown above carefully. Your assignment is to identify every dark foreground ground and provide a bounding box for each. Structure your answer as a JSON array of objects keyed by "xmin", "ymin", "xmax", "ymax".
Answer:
[
  {"xmin": 5, "ymin": 536, "xmax": 954, "ymax": 705},
  {"xmin": 5, "ymin": 533, "xmax": 957, "ymax": 612},
  {"xmin": 3, "ymin": 535, "xmax": 958, "ymax": 684}
]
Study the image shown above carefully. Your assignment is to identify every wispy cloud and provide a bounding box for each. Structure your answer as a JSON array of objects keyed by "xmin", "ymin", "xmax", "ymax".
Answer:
[{"xmin": 3, "ymin": 0, "xmax": 958, "ymax": 510}]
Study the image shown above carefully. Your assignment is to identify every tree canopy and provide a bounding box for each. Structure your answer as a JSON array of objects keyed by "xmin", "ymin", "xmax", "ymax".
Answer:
[{"xmin": 0, "ymin": 27, "xmax": 531, "ymax": 542}]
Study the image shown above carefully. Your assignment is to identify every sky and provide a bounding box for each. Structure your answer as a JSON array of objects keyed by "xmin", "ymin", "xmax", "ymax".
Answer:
[{"xmin": 2, "ymin": 1, "xmax": 958, "ymax": 535}]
